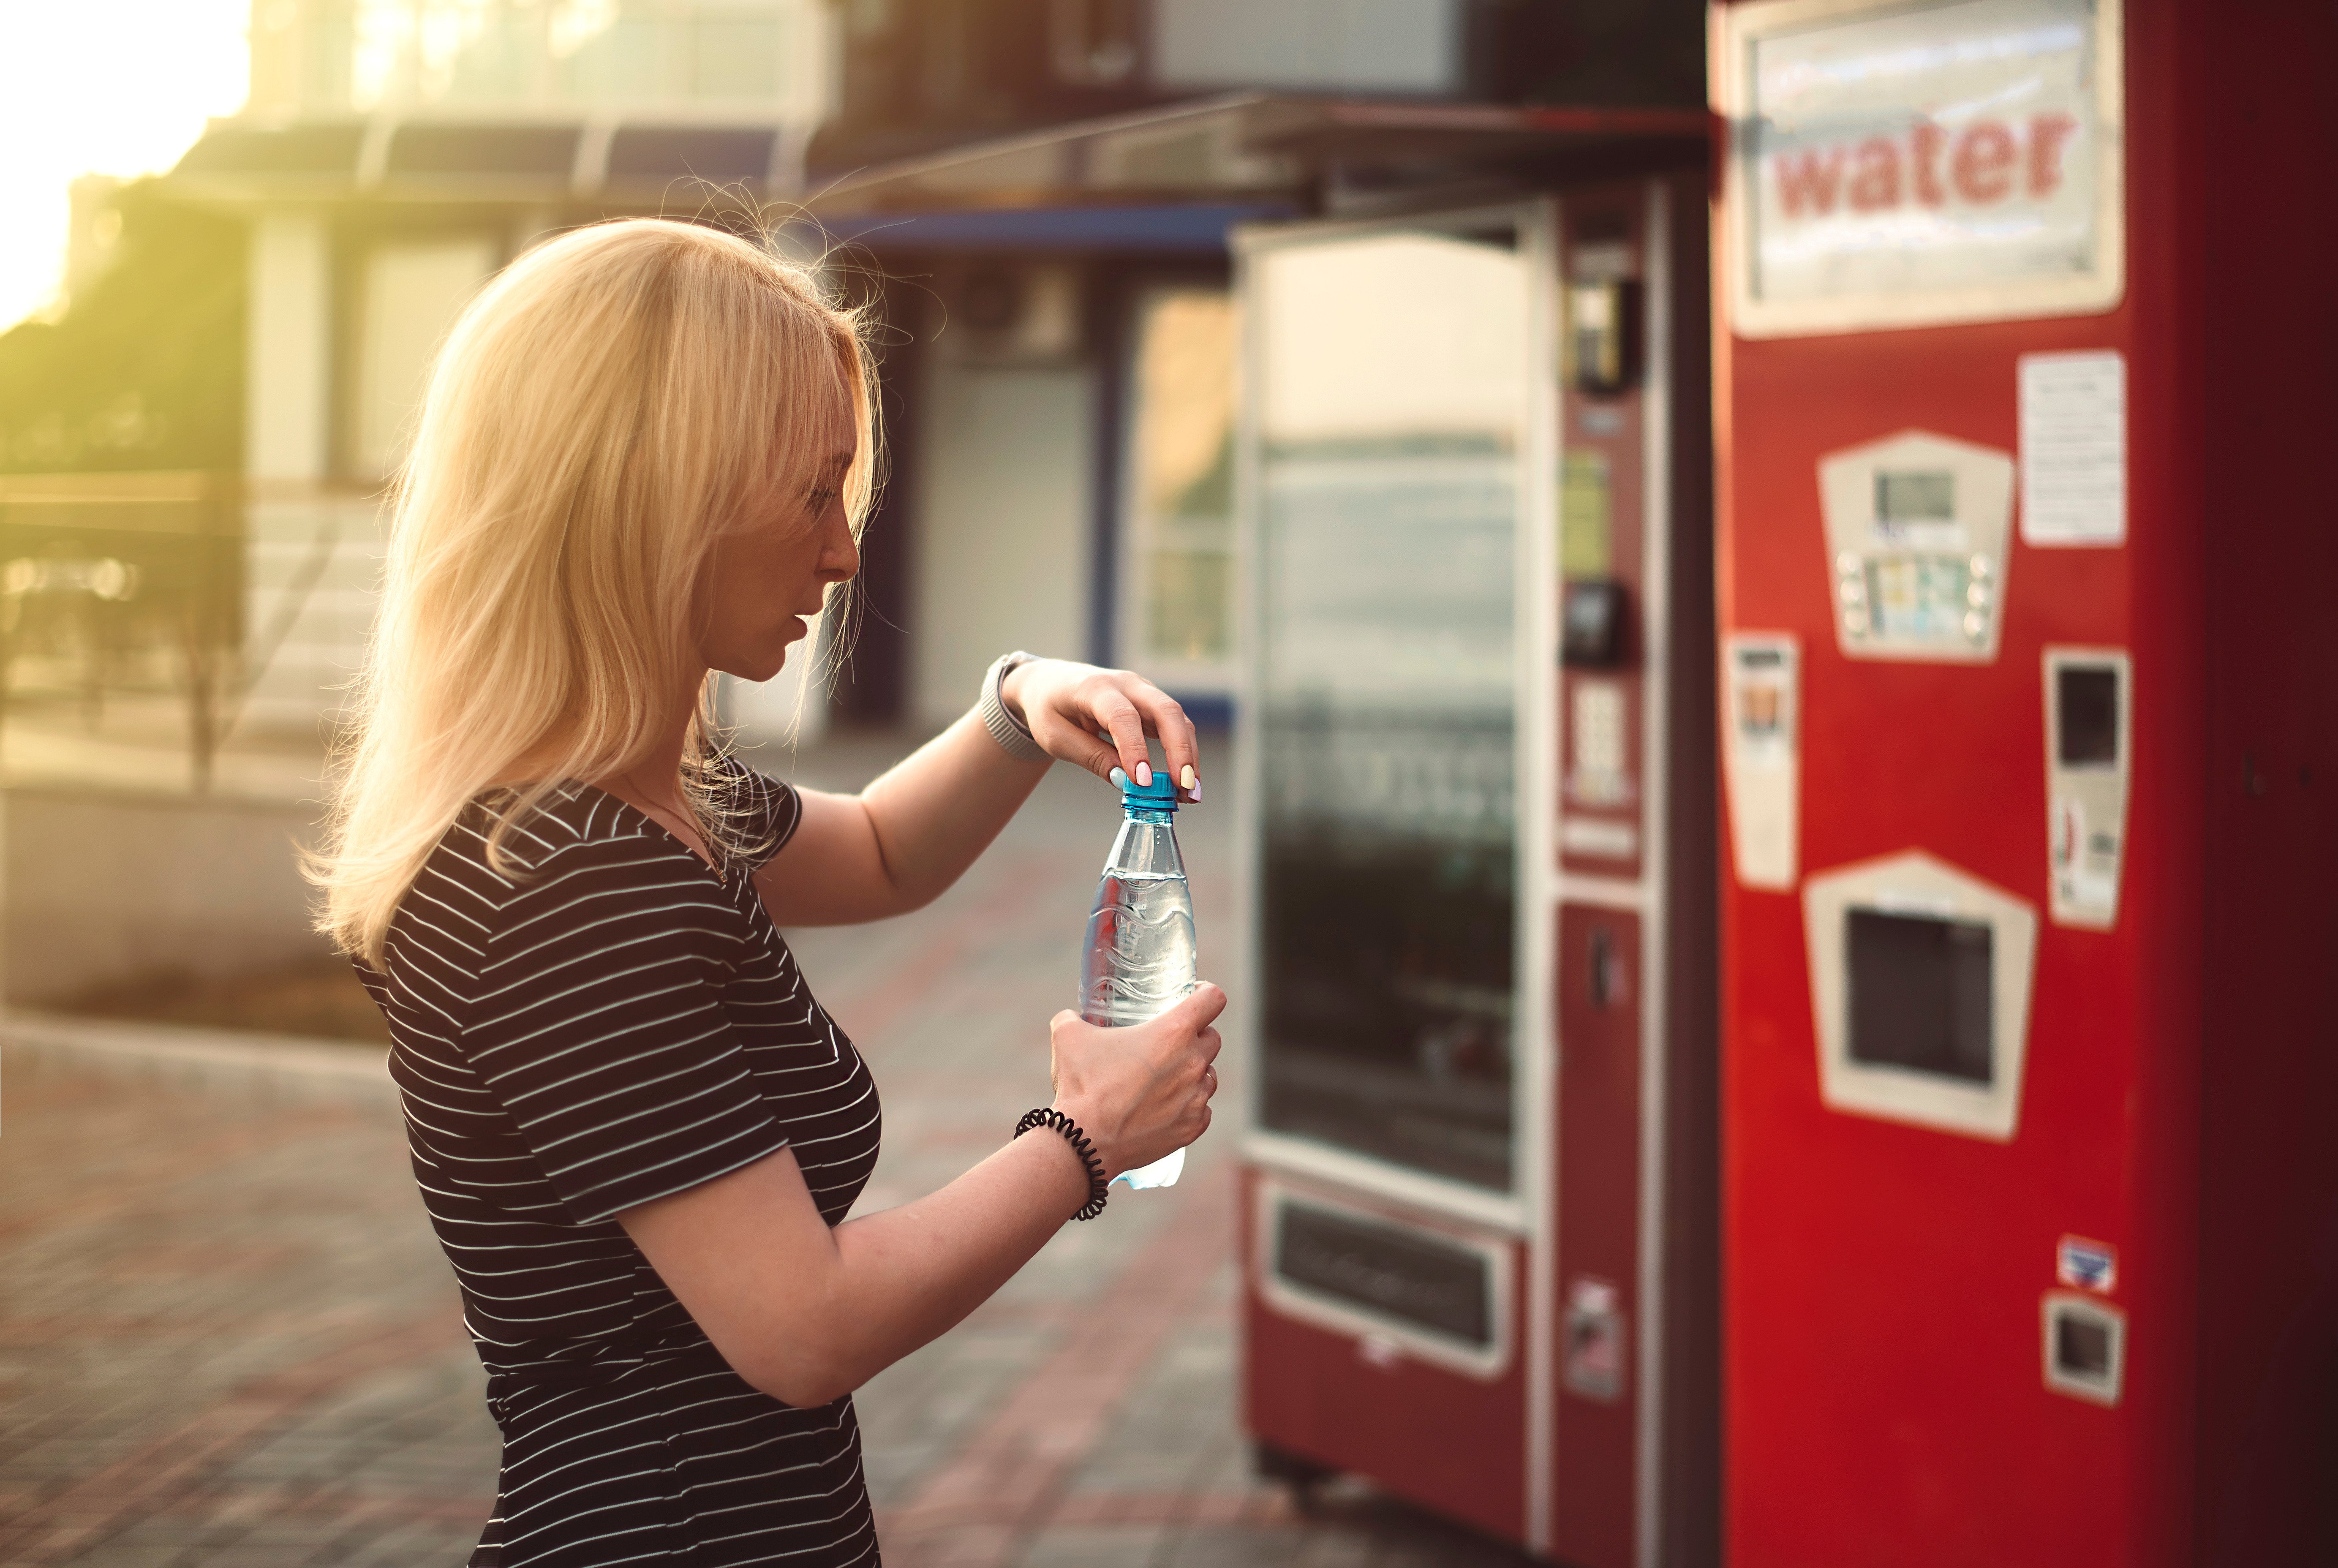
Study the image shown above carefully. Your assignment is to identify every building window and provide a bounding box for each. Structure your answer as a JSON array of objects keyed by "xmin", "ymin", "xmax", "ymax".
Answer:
[{"xmin": 1123, "ymin": 287, "xmax": 1236, "ymax": 682}]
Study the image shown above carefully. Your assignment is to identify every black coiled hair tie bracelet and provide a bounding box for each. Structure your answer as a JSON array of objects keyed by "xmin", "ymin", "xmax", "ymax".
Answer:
[{"xmin": 1015, "ymin": 1108, "xmax": 1110, "ymax": 1220}]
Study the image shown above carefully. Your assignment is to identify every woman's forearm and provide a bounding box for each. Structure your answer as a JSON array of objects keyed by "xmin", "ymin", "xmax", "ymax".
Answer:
[
  {"xmin": 814, "ymin": 1132, "xmax": 1091, "ymax": 1392},
  {"xmin": 757, "ymin": 709, "xmax": 1048, "ymax": 925},
  {"xmin": 857, "ymin": 710, "xmax": 1050, "ymax": 907},
  {"xmin": 623, "ymin": 1129, "xmax": 1091, "ymax": 1407}
]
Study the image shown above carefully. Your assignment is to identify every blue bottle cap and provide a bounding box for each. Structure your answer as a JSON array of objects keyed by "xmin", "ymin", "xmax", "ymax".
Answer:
[{"xmin": 1116, "ymin": 770, "xmax": 1181, "ymax": 812}]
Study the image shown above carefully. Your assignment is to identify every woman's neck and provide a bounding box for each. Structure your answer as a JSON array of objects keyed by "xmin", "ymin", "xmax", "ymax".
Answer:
[{"xmin": 499, "ymin": 670, "xmax": 707, "ymax": 811}]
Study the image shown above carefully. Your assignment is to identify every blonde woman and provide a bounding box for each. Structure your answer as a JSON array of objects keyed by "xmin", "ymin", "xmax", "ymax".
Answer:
[{"xmin": 316, "ymin": 219, "xmax": 1223, "ymax": 1568}]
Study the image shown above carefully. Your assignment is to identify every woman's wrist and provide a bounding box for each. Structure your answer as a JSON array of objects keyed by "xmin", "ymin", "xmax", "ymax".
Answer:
[
  {"xmin": 998, "ymin": 658, "xmax": 1033, "ymax": 723},
  {"xmin": 1016, "ymin": 1106, "xmax": 1110, "ymax": 1220},
  {"xmin": 1048, "ymin": 1096, "xmax": 1117, "ymax": 1179},
  {"xmin": 1024, "ymin": 1116, "xmax": 1099, "ymax": 1214},
  {"xmin": 977, "ymin": 653, "xmax": 1048, "ymax": 763}
]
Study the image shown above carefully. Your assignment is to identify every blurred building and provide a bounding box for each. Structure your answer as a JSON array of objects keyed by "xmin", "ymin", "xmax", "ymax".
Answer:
[
  {"xmin": 171, "ymin": 0, "xmax": 836, "ymax": 732},
  {"xmin": 167, "ymin": 0, "xmax": 1700, "ymax": 735}
]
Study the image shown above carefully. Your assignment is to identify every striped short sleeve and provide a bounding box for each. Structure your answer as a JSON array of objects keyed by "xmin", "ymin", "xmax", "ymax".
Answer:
[
  {"xmin": 466, "ymin": 836, "xmax": 789, "ymax": 1225},
  {"xmin": 712, "ymin": 757, "xmax": 804, "ymax": 875}
]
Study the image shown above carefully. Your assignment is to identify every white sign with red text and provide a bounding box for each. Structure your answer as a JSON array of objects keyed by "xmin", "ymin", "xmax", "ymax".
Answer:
[{"xmin": 1716, "ymin": 0, "xmax": 2124, "ymax": 337}]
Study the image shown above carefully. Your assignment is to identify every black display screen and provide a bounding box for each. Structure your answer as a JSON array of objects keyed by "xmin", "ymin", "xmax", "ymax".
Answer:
[
  {"xmin": 2058, "ymin": 666, "xmax": 2120, "ymax": 765},
  {"xmin": 1846, "ymin": 908, "xmax": 1993, "ymax": 1084},
  {"xmin": 1275, "ymin": 1202, "xmax": 1493, "ymax": 1346}
]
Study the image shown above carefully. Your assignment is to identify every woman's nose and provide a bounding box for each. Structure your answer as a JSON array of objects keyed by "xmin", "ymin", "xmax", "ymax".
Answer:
[{"xmin": 823, "ymin": 514, "xmax": 861, "ymax": 582}]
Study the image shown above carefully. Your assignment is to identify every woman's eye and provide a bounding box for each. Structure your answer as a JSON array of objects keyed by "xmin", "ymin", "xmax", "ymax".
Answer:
[{"xmin": 806, "ymin": 487, "xmax": 838, "ymax": 510}]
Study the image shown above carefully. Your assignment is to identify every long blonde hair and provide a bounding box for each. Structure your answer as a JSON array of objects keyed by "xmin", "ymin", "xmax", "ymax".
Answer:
[{"xmin": 313, "ymin": 219, "xmax": 874, "ymax": 966}]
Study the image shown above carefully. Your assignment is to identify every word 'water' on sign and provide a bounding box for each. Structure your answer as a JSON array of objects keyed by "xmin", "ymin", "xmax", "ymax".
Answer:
[
  {"xmin": 1737, "ymin": 0, "xmax": 2115, "ymax": 318},
  {"xmin": 1771, "ymin": 113, "xmax": 2078, "ymax": 220}
]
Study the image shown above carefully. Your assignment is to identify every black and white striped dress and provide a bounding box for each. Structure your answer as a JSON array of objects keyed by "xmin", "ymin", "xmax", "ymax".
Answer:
[{"xmin": 357, "ymin": 760, "xmax": 884, "ymax": 1568}]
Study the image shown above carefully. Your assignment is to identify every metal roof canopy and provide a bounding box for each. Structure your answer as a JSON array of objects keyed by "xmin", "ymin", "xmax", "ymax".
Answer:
[
  {"xmin": 165, "ymin": 94, "xmax": 1704, "ymax": 222},
  {"xmin": 167, "ymin": 115, "xmax": 802, "ymax": 205},
  {"xmin": 805, "ymin": 93, "xmax": 1710, "ymax": 232},
  {"xmin": 808, "ymin": 202, "xmax": 1296, "ymax": 254}
]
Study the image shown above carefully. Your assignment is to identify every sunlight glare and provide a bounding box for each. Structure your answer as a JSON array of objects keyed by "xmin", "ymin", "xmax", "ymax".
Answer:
[{"xmin": 0, "ymin": 0, "xmax": 251, "ymax": 329}]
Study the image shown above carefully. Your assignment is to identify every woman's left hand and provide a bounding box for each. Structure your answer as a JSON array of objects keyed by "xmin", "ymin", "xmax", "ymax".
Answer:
[{"xmin": 1000, "ymin": 659, "xmax": 1202, "ymax": 801}]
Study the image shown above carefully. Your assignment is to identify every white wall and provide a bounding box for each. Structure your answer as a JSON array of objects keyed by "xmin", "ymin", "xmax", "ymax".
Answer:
[
  {"xmin": 241, "ymin": 211, "xmax": 381, "ymax": 733},
  {"xmin": 247, "ymin": 213, "xmax": 331, "ymax": 484},
  {"xmin": 911, "ymin": 362, "xmax": 1095, "ymax": 730},
  {"xmin": 357, "ymin": 238, "xmax": 497, "ymax": 478}
]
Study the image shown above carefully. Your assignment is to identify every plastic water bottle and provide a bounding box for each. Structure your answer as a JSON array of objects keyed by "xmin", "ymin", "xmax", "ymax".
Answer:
[{"xmin": 1080, "ymin": 768, "xmax": 1195, "ymax": 1190}]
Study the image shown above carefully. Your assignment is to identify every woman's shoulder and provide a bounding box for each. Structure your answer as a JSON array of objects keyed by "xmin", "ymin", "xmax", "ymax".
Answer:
[
  {"xmin": 449, "ymin": 781, "xmax": 656, "ymax": 867},
  {"xmin": 703, "ymin": 754, "xmax": 802, "ymax": 871},
  {"xmin": 408, "ymin": 784, "xmax": 691, "ymax": 923}
]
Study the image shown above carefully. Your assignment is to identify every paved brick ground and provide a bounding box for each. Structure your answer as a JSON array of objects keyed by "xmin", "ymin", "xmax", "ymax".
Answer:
[{"xmin": 0, "ymin": 741, "xmax": 1534, "ymax": 1568}]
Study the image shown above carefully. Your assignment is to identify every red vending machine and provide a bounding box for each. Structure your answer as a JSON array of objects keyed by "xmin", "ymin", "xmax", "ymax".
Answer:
[
  {"xmin": 1712, "ymin": 0, "xmax": 2338, "ymax": 1562},
  {"xmin": 1232, "ymin": 174, "xmax": 1719, "ymax": 1565}
]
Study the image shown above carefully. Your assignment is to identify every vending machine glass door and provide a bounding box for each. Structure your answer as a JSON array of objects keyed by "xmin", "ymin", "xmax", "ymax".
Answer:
[{"xmin": 1244, "ymin": 216, "xmax": 1529, "ymax": 1190}]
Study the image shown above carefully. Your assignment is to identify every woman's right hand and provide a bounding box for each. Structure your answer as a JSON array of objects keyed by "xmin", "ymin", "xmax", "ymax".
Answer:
[{"xmin": 1048, "ymin": 983, "xmax": 1226, "ymax": 1179}]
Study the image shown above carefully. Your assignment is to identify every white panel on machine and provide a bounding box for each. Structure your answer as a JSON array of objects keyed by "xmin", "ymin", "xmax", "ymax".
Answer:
[
  {"xmin": 1253, "ymin": 1179, "xmax": 1514, "ymax": 1381},
  {"xmin": 1802, "ymin": 850, "xmax": 2037, "ymax": 1141},
  {"xmin": 1819, "ymin": 429, "xmax": 2014, "ymax": 663},
  {"xmin": 1722, "ymin": 633, "xmax": 1799, "ymax": 889},
  {"xmin": 2043, "ymin": 647, "xmax": 2131, "ymax": 928}
]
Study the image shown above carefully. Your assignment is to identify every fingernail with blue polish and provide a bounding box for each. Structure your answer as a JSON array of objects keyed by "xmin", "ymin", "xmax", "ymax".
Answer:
[
  {"xmin": 1135, "ymin": 762, "xmax": 1153, "ymax": 787},
  {"xmin": 1109, "ymin": 766, "xmax": 1129, "ymax": 789}
]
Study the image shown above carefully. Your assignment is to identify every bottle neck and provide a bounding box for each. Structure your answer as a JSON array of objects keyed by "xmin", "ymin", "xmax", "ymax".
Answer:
[{"xmin": 1107, "ymin": 813, "xmax": 1185, "ymax": 877}]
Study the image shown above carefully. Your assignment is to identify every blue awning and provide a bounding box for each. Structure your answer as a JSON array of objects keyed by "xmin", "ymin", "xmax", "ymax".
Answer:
[{"xmin": 805, "ymin": 202, "xmax": 1294, "ymax": 254}]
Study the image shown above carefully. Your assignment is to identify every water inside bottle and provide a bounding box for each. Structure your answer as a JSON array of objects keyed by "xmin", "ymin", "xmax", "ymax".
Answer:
[
  {"xmin": 1081, "ymin": 810, "xmax": 1195, "ymax": 1190},
  {"xmin": 1081, "ymin": 871, "xmax": 1197, "ymax": 1026}
]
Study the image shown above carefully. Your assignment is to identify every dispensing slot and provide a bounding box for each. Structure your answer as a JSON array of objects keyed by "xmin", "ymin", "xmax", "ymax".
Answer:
[
  {"xmin": 1846, "ymin": 909, "xmax": 1994, "ymax": 1086},
  {"xmin": 1803, "ymin": 851, "xmax": 2036, "ymax": 1140},
  {"xmin": 2041, "ymin": 1291, "xmax": 2126, "ymax": 1405},
  {"xmin": 1274, "ymin": 1200, "xmax": 1493, "ymax": 1348}
]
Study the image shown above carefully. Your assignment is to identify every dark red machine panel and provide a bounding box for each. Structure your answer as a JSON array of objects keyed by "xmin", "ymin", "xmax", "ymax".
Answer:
[
  {"xmin": 1238, "ymin": 1170, "xmax": 1528, "ymax": 1542},
  {"xmin": 1716, "ymin": 0, "xmax": 2338, "ymax": 1564},
  {"xmin": 1550, "ymin": 903, "xmax": 1640, "ymax": 1568}
]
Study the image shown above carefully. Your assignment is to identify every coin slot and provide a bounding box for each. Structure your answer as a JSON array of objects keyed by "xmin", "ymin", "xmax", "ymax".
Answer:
[{"xmin": 2041, "ymin": 1291, "xmax": 2126, "ymax": 1405}]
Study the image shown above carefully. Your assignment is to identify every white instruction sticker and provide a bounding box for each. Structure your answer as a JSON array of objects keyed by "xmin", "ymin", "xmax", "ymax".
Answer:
[{"xmin": 2020, "ymin": 351, "xmax": 2126, "ymax": 546}]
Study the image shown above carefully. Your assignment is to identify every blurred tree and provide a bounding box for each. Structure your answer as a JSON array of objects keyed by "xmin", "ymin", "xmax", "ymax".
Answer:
[{"xmin": 0, "ymin": 180, "xmax": 245, "ymax": 474}]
